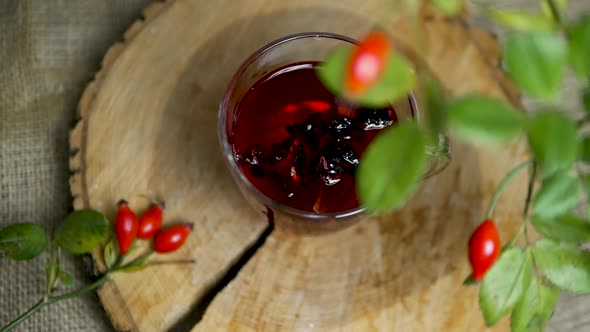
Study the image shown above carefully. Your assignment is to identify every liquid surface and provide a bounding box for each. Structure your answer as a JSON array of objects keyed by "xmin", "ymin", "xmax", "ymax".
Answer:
[{"xmin": 231, "ymin": 62, "xmax": 397, "ymax": 213}]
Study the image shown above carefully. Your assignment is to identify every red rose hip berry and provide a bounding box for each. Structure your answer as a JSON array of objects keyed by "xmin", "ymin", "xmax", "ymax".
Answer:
[
  {"xmin": 345, "ymin": 31, "xmax": 392, "ymax": 95},
  {"xmin": 137, "ymin": 203, "xmax": 164, "ymax": 239},
  {"xmin": 154, "ymin": 224, "xmax": 193, "ymax": 254},
  {"xmin": 468, "ymin": 219, "xmax": 501, "ymax": 281},
  {"xmin": 115, "ymin": 200, "xmax": 139, "ymax": 255}
]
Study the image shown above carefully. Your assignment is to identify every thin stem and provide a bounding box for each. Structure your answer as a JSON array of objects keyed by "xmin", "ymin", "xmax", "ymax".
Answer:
[
  {"xmin": 0, "ymin": 275, "xmax": 110, "ymax": 332},
  {"xmin": 522, "ymin": 161, "xmax": 538, "ymax": 246},
  {"xmin": 499, "ymin": 160, "xmax": 536, "ymax": 251},
  {"xmin": 111, "ymin": 250, "xmax": 154, "ymax": 272},
  {"xmin": 522, "ymin": 161, "xmax": 537, "ymax": 218},
  {"xmin": 0, "ymin": 299, "xmax": 46, "ymax": 332},
  {"xmin": 545, "ymin": 0, "xmax": 563, "ymax": 26},
  {"xmin": 45, "ymin": 256, "xmax": 59, "ymax": 297},
  {"xmin": 503, "ymin": 225, "xmax": 525, "ymax": 251},
  {"xmin": 111, "ymin": 252, "xmax": 125, "ymax": 270},
  {"xmin": 47, "ymin": 274, "xmax": 110, "ymax": 304},
  {"xmin": 486, "ymin": 159, "xmax": 535, "ymax": 219}
]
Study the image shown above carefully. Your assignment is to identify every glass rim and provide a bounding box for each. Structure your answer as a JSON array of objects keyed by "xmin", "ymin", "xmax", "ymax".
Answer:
[{"xmin": 218, "ymin": 32, "xmax": 419, "ymax": 220}]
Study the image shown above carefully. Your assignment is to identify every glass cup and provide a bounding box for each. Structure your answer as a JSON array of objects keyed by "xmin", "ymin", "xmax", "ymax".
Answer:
[{"xmin": 218, "ymin": 32, "xmax": 449, "ymax": 235}]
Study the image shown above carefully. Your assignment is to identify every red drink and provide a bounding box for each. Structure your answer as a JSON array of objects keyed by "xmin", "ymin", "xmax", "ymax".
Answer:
[{"xmin": 230, "ymin": 62, "xmax": 398, "ymax": 213}]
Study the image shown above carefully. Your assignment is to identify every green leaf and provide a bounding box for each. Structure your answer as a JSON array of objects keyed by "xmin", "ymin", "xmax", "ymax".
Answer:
[
  {"xmin": 527, "ymin": 111, "xmax": 578, "ymax": 177},
  {"xmin": 60, "ymin": 271, "xmax": 73, "ymax": 286},
  {"xmin": 356, "ymin": 54, "xmax": 416, "ymax": 107},
  {"xmin": 103, "ymin": 238, "xmax": 119, "ymax": 270},
  {"xmin": 480, "ymin": 248, "xmax": 532, "ymax": 326},
  {"xmin": 510, "ymin": 275, "xmax": 560, "ymax": 332},
  {"xmin": 0, "ymin": 223, "xmax": 48, "ymax": 260},
  {"xmin": 357, "ymin": 121, "xmax": 429, "ymax": 213},
  {"xmin": 55, "ymin": 210, "xmax": 110, "ymax": 255},
  {"xmin": 446, "ymin": 95, "xmax": 524, "ymax": 145},
  {"xmin": 541, "ymin": 0, "xmax": 568, "ymax": 19},
  {"xmin": 533, "ymin": 171, "xmax": 580, "ymax": 219},
  {"xmin": 429, "ymin": 0, "xmax": 462, "ymax": 15},
  {"xmin": 316, "ymin": 46, "xmax": 416, "ymax": 107},
  {"xmin": 504, "ymin": 31, "xmax": 567, "ymax": 99},
  {"xmin": 533, "ymin": 239, "xmax": 590, "ymax": 293},
  {"xmin": 532, "ymin": 214, "xmax": 590, "ymax": 244},
  {"xmin": 316, "ymin": 46, "xmax": 348, "ymax": 98},
  {"xmin": 568, "ymin": 16, "xmax": 590, "ymax": 78},
  {"xmin": 487, "ymin": 9, "xmax": 554, "ymax": 32}
]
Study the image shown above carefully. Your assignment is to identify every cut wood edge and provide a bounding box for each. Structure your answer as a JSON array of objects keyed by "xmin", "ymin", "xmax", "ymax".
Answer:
[
  {"xmin": 70, "ymin": 0, "xmax": 172, "ymax": 211},
  {"xmin": 66, "ymin": 1, "xmax": 524, "ymax": 331},
  {"xmin": 194, "ymin": 11, "xmax": 523, "ymax": 332},
  {"xmin": 68, "ymin": 1, "xmax": 173, "ymax": 332},
  {"xmin": 97, "ymin": 282, "xmax": 140, "ymax": 332}
]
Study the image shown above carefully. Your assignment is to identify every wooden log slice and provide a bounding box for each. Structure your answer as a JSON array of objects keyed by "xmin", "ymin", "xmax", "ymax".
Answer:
[{"xmin": 69, "ymin": 1, "xmax": 526, "ymax": 331}]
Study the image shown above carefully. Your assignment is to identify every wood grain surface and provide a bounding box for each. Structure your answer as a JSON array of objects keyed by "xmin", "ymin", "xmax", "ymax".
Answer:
[{"xmin": 69, "ymin": 1, "xmax": 531, "ymax": 331}]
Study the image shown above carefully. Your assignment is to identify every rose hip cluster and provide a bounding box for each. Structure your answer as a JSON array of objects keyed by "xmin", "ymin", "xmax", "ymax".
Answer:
[{"xmin": 115, "ymin": 200, "xmax": 192, "ymax": 254}]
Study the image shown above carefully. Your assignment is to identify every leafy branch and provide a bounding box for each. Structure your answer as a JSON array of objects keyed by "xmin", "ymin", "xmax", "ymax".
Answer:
[
  {"xmin": 0, "ymin": 202, "xmax": 192, "ymax": 331},
  {"xmin": 316, "ymin": 0, "xmax": 590, "ymax": 331}
]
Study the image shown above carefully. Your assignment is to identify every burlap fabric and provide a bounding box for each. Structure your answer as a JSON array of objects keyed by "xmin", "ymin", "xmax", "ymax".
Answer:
[
  {"xmin": 1, "ymin": 1, "xmax": 589, "ymax": 331},
  {"xmin": 0, "ymin": 1, "xmax": 151, "ymax": 331}
]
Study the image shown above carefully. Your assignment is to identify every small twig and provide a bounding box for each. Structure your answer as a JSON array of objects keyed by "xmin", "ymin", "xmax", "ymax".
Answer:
[
  {"xmin": 522, "ymin": 162, "xmax": 537, "ymax": 218},
  {"xmin": 0, "ymin": 299, "xmax": 46, "ymax": 332},
  {"xmin": 147, "ymin": 259, "xmax": 196, "ymax": 266},
  {"xmin": 503, "ymin": 225, "xmax": 525, "ymax": 250},
  {"xmin": 545, "ymin": 0, "xmax": 563, "ymax": 27},
  {"xmin": 0, "ymin": 274, "xmax": 110, "ymax": 332},
  {"xmin": 522, "ymin": 161, "xmax": 538, "ymax": 247},
  {"xmin": 111, "ymin": 251, "xmax": 154, "ymax": 272},
  {"xmin": 47, "ymin": 274, "xmax": 110, "ymax": 303},
  {"xmin": 111, "ymin": 252, "xmax": 125, "ymax": 270},
  {"xmin": 486, "ymin": 159, "xmax": 535, "ymax": 219}
]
